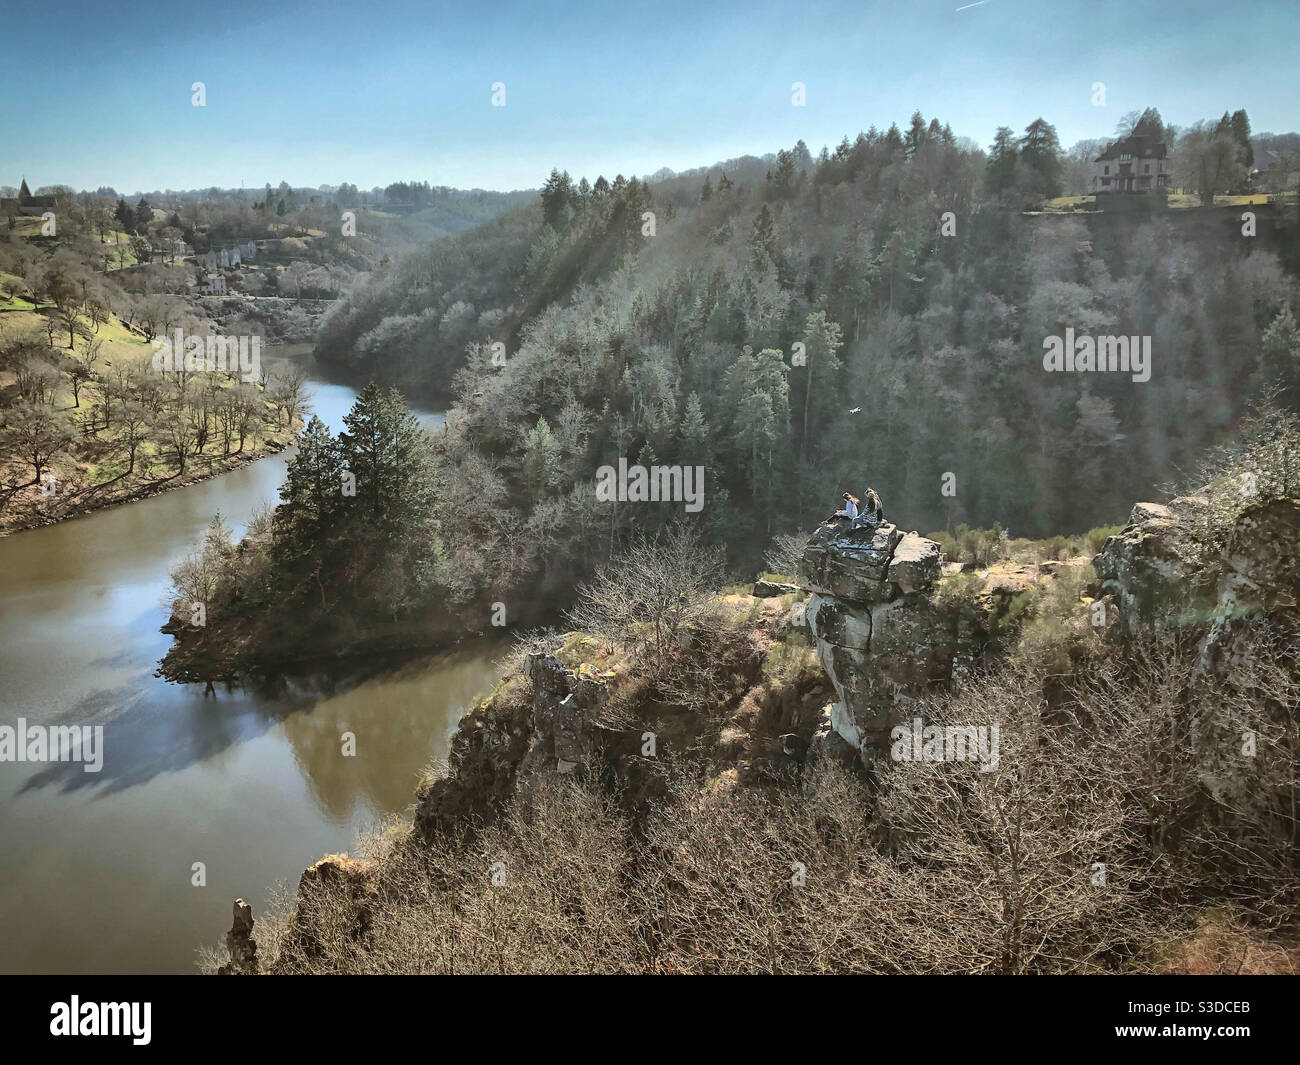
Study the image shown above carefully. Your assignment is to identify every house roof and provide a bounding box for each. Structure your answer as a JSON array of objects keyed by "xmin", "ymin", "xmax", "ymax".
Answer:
[
  {"xmin": 16, "ymin": 178, "xmax": 56, "ymax": 207},
  {"xmin": 1094, "ymin": 135, "xmax": 1167, "ymax": 162},
  {"xmin": 1251, "ymin": 146, "xmax": 1278, "ymax": 173}
]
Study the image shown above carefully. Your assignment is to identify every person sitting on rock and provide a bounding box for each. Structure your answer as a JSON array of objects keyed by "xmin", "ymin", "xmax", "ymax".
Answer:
[
  {"xmin": 828, "ymin": 492, "xmax": 859, "ymax": 526},
  {"xmin": 852, "ymin": 488, "xmax": 884, "ymax": 530}
]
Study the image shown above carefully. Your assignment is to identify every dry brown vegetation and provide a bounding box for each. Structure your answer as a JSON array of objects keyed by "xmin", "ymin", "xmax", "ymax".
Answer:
[{"xmin": 209, "ymin": 587, "xmax": 1299, "ymax": 974}]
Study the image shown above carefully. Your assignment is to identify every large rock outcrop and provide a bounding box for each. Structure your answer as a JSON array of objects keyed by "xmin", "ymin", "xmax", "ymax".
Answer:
[
  {"xmin": 1091, "ymin": 496, "xmax": 1214, "ymax": 634},
  {"xmin": 1091, "ymin": 489, "xmax": 1300, "ymax": 806},
  {"xmin": 413, "ymin": 650, "xmax": 613, "ymax": 838},
  {"xmin": 799, "ymin": 521, "xmax": 991, "ymax": 762},
  {"xmin": 1203, "ymin": 497, "xmax": 1300, "ymax": 656},
  {"xmin": 1094, "ymin": 492, "xmax": 1300, "ymax": 668},
  {"xmin": 519, "ymin": 652, "xmax": 610, "ymax": 776}
]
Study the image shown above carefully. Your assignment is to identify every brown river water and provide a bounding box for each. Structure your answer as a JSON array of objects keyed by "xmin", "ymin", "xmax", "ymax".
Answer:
[{"xmin": 0, "ymin": 348, "xmax": 503, "ymax": 973}]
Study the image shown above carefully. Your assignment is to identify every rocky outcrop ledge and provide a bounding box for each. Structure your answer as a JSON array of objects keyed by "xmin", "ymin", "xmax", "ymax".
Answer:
[
  {"xmin": 412, "ymin": 651, "xmax": 614, "ymax": 839},
  {"xmin": 800, "ymin": 521, "xmax": 995, "ymax": 763},
  {"xmin": 1093, "ymin": 492, "xmax": 1300, "ymax": 669}
]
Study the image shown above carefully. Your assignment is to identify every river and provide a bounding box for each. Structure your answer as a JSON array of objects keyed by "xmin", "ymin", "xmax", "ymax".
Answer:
[{"xmin": 0, "ymin": 346, "xmax": 504, "ymax": 974}]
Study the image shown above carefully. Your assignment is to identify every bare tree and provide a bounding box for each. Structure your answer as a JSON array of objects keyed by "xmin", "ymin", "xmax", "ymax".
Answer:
[
  {"xmin": 4, "ymin": 334, "xmax": 61, "ymax": 405},
  {"xmin": 1, "ymin": 399, "xmax": 76, "ymax": 488},
  {"xmin": 166, "ymin": 512, "xmax": 237, "ymax": 620},
  {"xmin": 270, "ymin": 366, "xmax": 311, "ymax": 428},
  {"xmin": 67, "ymin": 334, "xmax": 101, "ymax": 409},
  {"xmin": 1172, "ymin": 121, "xmax": 1249, "ymax": 204},
  {"xmin": 567, "ymin": 522, "xmax": 723, "ymax": 669},
  {"xmin": 117, "ymin": 401, "xmax": 151, "ymax": 475},
  {"xmin": 763, "ymin": 531, "xmax": 810, "ymax": 578},
  {"xmin": 159, "ymin": 403, "xmax": 196, "ymax": 475},
  {"xmin": 870, "ymin": 657, "xmax": 1155, "ymax": 974}
]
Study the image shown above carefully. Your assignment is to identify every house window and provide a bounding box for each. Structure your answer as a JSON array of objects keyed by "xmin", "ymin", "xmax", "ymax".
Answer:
[
  {"xmin": 1144, "ymin": 165, "xmax": 1150, "ymax": 174},
  {"xmin": 1103, "ymin": 166, "xmax": 1109, "ymax": 175},
  {"xmin": 1119, "ymin": 153, "xmax": 1132, "ymax": 163}
]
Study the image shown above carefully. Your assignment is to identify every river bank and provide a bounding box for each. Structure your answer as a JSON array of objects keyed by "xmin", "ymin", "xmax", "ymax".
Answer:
[
  {"xmin": 0, "ymin": 349, "xmax": 503, "ymax": 974},
  {"xmin": 0, "ymin": 435, "xmax": 294, "ymax": 538}
]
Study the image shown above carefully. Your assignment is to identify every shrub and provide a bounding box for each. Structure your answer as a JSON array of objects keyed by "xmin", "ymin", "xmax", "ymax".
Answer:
[
  {"xmin": 1084, "ymin": 525, "xmax": 1123, "ymax": 555},
  {"xmin": 933, "ymin": 523, "xmax": 1010, "ymax": 567}
]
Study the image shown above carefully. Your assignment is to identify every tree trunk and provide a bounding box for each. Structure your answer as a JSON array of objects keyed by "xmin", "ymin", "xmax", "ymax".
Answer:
[{"xmin": 801, "ymin": 353, "xmax": 812, "ymax": 467}]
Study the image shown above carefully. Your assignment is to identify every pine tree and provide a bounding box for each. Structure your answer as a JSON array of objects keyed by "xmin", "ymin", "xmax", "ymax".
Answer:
[
  {"xmin": 541, "ymin": 169, "xmax": 575, "ymax": 229},
  {"xmin": 799, "ymin": 310, "xmax": 844, "ymax": 466},
  {"xmin": 522, "ymin": 416, "xmax": 563, "ymax": 500},
  {"xmin": 680, "ymin": 391, "xmax": 710, "ymax": 460},
  {"xmin": 1230, "ymin": 109, "xmax": 1254, "ymax": 168},
  {"xmin": 985, "ymin": 126, "xmax": 1020, "ymax": 199},
  {"xmin": 1131, "ymin": 107, "xmax": 1166, "ymax": 142},
  {"xmin": 1255, "ymin": 304, "xmax": 1300, "ymax": 409},
  {"xmin": 773, "ymin": 149, "xmax": 798, "ymax": 198},
  {"xmin": 1018, "ymin": 118, "xmax": 1063, "ymax": 199},
  {"xmin": 723, "ymin": 348, "xmax": 791, "ymax": 515},
  {"xmin": 274, "ymin": 415, "xmax": 344, "ymax": 563},
  {"xmin": 750, "ymin": 204, "xmax": 776, "ymax": 268},
  {"xmin": 338, "ymin": 383, "xmax": 437, "ymax": 535},
  {"xmin": 905, "ymin": 111, "xmax": 928, "ymax": 159},
  {"xmin": 331, "ymin": 385, "xmax": 441, "ymax": 610}
]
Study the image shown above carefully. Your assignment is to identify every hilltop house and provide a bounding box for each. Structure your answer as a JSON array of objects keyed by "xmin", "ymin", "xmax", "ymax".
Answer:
[
  {"xmin": 1, "ymin": 178, "xmax": 58, "ymax": 218},
  {"xmin": 1090, "ymin": 136, "xmax": 1168, "ymax": 194}
]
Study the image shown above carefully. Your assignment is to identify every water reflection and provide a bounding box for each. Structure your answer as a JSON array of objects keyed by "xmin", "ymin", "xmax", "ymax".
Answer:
[
  {"xmin": 0, "ymin": 349, "xmax": 491, "ymax": 973},
  {"xmin": 281, "ymin": 649, "xmax": 504, "ymax": 820}
]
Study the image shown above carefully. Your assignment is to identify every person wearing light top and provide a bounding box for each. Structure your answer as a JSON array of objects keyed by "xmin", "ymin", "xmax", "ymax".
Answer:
[{"xmin": 829, "ymin": 492, "xmax": 859, "ymax": 526}]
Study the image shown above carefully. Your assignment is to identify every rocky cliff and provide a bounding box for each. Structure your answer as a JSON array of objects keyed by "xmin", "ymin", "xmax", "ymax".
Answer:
[
  {"xmin": 799, "ymin": 521, "xmax": 1000, "ymax": 763},
  {"xmin": 217, "ymin": 475, "xmax": 1300, "ymax": 972},
  {"xmin": 1094, "ymin": 491, "xmax": 1300, "ymax": 672},
  {"xmin": 412, "ymin": 650, "xmax": 622, "ymax": 839}
]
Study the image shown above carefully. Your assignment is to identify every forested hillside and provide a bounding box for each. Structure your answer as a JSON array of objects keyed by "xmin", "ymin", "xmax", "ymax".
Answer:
[{"xmin": 319, "ymin": 113, "xmax": 1299, "ymax": 541}]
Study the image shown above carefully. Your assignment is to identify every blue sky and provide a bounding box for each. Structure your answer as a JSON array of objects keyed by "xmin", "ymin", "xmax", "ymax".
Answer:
[{"xmin": 2, "ymin": 0, "xmax": 1297, "ymax": 194}]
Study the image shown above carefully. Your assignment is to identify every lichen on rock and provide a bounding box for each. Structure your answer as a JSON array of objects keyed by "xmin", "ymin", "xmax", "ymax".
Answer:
[{"xmin": 1092, "ymin": 492, "xmax": 1300, "ymax": 666}]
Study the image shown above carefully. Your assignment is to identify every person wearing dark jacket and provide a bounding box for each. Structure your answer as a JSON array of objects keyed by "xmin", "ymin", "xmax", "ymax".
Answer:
[{"xmin": 853, "ymin": 488, "xmax": 884, "ymax": 529}]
